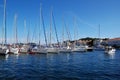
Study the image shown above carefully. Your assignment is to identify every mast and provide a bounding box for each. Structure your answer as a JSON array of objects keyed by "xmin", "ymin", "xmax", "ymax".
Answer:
[
  {"xmin": 2, "ymin": 0, "xmax": 6, "ymax": 45},
  {"xmin": 98, "ymin": 24, "xmax": 100, "ymax": 39},
  {"xmin": 27, "ymin": 21, "xmax": 30, "ymax": 43},
  {"xmin": 40, "ymin": 4, "xmax": 47, "ymax": 46},
  {"xmin": 97, "ymin": 24, "xmax": 101, "ymax": 46},
  {"xmin": 51, "ymin": 10, "xmax": 59, "ymax": 46},
  {"xmin": 74, "ymin": 16, "xmax": 77, "ymax": 45},
  {"xmin": 32, "ymin": 24, "xmax": 36, "ymax": 43},
  {"xmin": 63, "ymin": 18, "xmax": 70, "ymax": 41},
  {"xmin": 62, "ymin": 17, "xmax": 64, "ymax": 43},
  {"xmin": 39, "ymin": 5, "xmax": 41, "ymax": 46},
  {"xmin": 14, "ymin": 14, "xmax": 18, "ymax": 44},
  {"xmin": 24, "ymin": 19, "xmax": 27, "ymax": 43},
  {"xmin": 49, "ymin": 8, "xmax": 52, "ymax": 46},
  {"xmin": 74, "ymin": 16, "xmax": 76, "ymax": 41}
]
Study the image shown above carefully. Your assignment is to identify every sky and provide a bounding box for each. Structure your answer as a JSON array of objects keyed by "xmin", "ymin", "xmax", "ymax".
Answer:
[{"xmin": 0, "ymin": 0, "xmax": 120, "ymax": 44}]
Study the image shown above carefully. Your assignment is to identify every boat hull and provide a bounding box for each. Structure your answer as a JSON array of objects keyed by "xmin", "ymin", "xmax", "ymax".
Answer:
[
  {"xmin": 72, "ymin": 48, "xmax": 86, "ymax": 52},
  {"xmin": 46, "ymin": 48, "xmax": 59, "ymax": 53},
  {"xmin": 105, "ymin": 49, "xmax": 116, "ymax": 54},
  {"xmin": 59, "ymin": 49, "xmax": 71, "ymax": 53},
  {"xmin": 10, "ymin": 48, "xmax": 19, "ymax": 55},
  {"xmin": 28, "ymin": 48, "xmax": 47, "ymax": 54},
  {"xmin": 0, "ymin": 48, "xmax": 9, "ymax": 55}
]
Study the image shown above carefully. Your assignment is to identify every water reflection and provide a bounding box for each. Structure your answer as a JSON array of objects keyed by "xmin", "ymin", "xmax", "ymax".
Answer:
[
  {"xmin": 0, "ymin": 54, "xmax": 9, "ymax": 61},
  {"xmin": 5, "ymin": 54, "xmax": 9, "ymax": 60},
  {"xmin": 46, "ymin": 53, "xmax": 57, "ymax": 61},
  {"xmin": 62, "ymin": 53, "xmax": 70, "ymax": 63},
  {"xmin": 104, "ymin": 53, "xmax": 115, "ymax": 59},
  {"xmin": 109, "ymin": 54, "xmax": 115, "ymax": 59},
  {"xmin": 15, "ymin": 54, "xmax": 20, "ymax": 59},
  {"xmin": 66, "ymin": 53, "xmax": 70, "ymax": 62}
]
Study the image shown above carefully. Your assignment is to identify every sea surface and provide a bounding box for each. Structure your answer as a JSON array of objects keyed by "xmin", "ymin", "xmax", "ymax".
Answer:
[{"xmin": 0, "ymin": 50, "xmax": 120, "ymax": 80}]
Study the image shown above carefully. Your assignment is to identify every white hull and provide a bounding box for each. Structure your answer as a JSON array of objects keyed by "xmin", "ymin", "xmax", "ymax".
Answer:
[
  {"xmin": 19, "ymin": 49, "xmax": 28, "ymax": 53},
  {"xmin": 72, "ymin": 47, "xmax": 86, "ymax": 52},
  {"xmin": 19, "ymin": 45, "xmax": 29, "ymax": 53},
  {"xmin": 105, "ymin": 46, "xmax": 116, "ymax": 54},
  {"xmin": 0, "ymin": 48, "xmax": 9, "ymax": 55},
  {"xmin": 31, "ymin": 48, "xmax": 47, "ymax": 54},
  {"xmin": 46, "ymin": 48, "xmax": 59, "ymax": 53},
  {"xmin": 10, "ymin": 48, "xmax": 19, "ymax": 55},
  {"xmin": 19, "ymin": 48, "xmax": 28, "ymax": 53},
  {"xmin": 59, "ymin": 48, "xmax": 71, "ymax": 53},
  {"xmin": 105, "ymin": 49, "xmax": 116, "ymax": 54}
]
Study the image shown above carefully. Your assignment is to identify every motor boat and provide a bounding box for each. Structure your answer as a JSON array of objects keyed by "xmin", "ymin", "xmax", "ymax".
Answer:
[{"xmin": 105, "ymin": 46, "xmax": 116, "ymax": 54}]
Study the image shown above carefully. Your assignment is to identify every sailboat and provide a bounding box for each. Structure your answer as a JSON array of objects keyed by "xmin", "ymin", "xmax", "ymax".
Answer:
[
  {"xmin": 0, "ymin": 0, "xmax": 9, "ymax": 55},
  {"xmin": 59, "ymin": 42, "xmax": 72, "ymax": 53},
  {"xmin": 59, "ymin": 18, "xmax": 72, "ymax": 53},
  {"xmin": 94, "ymin": 24, "xmax": 105, "ymax": 51},
  {"xmin": 9, "ymin": 14, "xmax": 19, "ymax": 55},
  {"xmin": 19, "ymin": 19, "xmax": 29, "ymax": 53},
  {"xmin": 19, "ymin": 44, "xmax": 29, "ymax": 53},
  {"xmin": 28, "ymin": 4, "xmax": 47, "ymax": 54},
  {"xmin": 29, "ymin": 44, "xmax": 47, "ymax": 54},
  {"xmin": 46, "ymin": 8, "xmax": 59, "ymax": 53},
  {"xmin": 72, "ymin": 42, "xmax": 87, "ymax": 52},
  {"xmin": 37, "ymin": 5, "xmax": 47, "ymax": 54},
  {"xmin": 0, "ymin": 45, "xmax": 9, "ymax": 55},
  {"xmin": 72, "ymin": 16, "xmax": 86, "ymax": 52}
]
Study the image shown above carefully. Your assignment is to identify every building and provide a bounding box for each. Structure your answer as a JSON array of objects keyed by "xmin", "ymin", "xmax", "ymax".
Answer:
[{"xmin": 107, "ymin": 38, "xmax": 120, "ymax": 47}]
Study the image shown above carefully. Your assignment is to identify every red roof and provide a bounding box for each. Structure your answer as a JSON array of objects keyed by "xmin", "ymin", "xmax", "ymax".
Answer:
[{"xmin": 108, "ymin": 38, "xmax": 120, "ymax": 41}]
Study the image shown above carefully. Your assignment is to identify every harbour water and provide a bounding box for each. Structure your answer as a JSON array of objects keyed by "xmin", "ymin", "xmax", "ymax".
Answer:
[{"xmin": 0, "ymin": 51, "xmax": 120, "ymax": 80}]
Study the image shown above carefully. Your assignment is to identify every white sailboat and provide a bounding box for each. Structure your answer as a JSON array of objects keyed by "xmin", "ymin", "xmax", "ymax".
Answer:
[
  {"xmin": 28, "ymin": 4, "xmax": 48, "ymax": 54},
  {"xmin": 94, "ymin": 24, "xmax": 105, "ymax": 51},
  {"xmin": 0, "ymin": 45, "xmax": 9, "ymax": 55},
  {"xmin": 19, "ymin": 20, "xmax": 29, "ymax": 53},
  {"xmin": 19, "ymin": 44, "xmax": 29, "ymax": 53},
  {"xmin": 37, "ymin": 5, "xmax": 47, "ymax": 54},
  {"xmin": 10, "ymin": 14, "xmax": 19, "ymax": 55},
  {"xmin": 72, "ymin": 44, "xmax": 87, "ymax": 52},
  {"xmin": 72, "ymin": 17, "xmax": 86, "ymax": 52},
  {"xmin": 10, "ymin": 45, "xmax": 19, "ymax": 55},
  {"xmin": 59, "ymin": 17, "xmax": 72, "ymax": 53},
  {"xmin": 59, "ymin": 46, "xmax": 71, "ymax": 53},
  {"xmin": 29, "ymin": 45, "xmax": 47, "ymax": 54},
  {"xmin": 0, "ymin": 0, "xmax": 9, "ymax": 55},
  {"xmin": 94, "ymin": 44, "xmax": 105, "ymax": 51},
  {"xmin": 46, "ymin": 8, "xmax": 59, "ymax": 53},
  {"xmin": 46, "ymin": 48, "xmax": 59, "ymax": 53}
]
